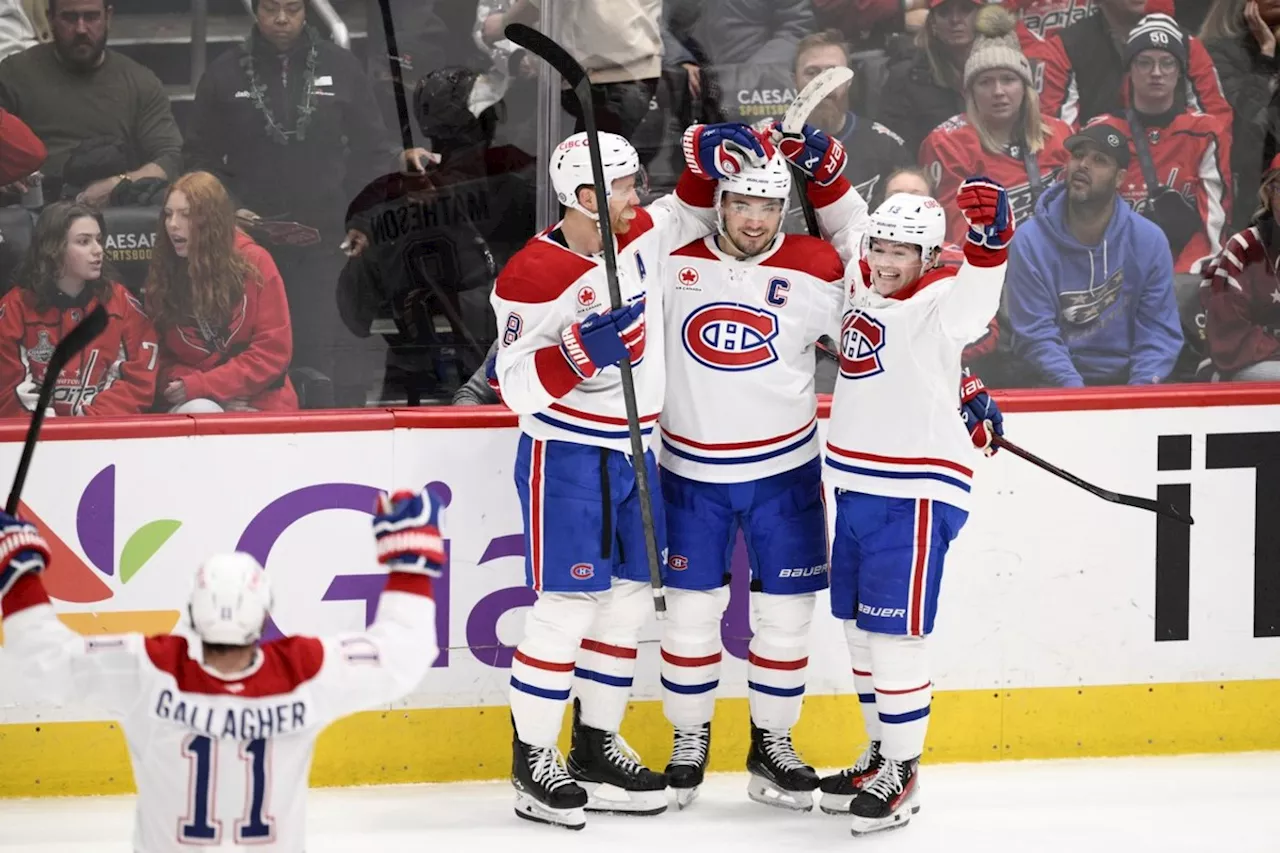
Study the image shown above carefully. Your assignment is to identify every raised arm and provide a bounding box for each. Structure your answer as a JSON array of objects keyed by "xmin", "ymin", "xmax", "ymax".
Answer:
[
  {"xmin": 936, "ymin": 178, "xmax": 1012, "ymax": 341},
  {"xmin": 0, "ymin": 516, "xmax": 144, "ymax": 715}
]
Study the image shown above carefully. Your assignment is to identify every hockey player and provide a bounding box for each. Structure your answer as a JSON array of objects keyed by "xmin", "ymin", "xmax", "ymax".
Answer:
[
  {"xmin": 779, "ymin": 125, "xmax": 1010, "ymax": 834},
  {"xmin": 658, "ymin": 147, "xmax": 851, "ymax": 812},
  {"xmin": 0, "ymin": 488, "xmax": 444, "ymax": 852},
  {"xmin": 490, "ymin": 123, "xmax": 765, "ymax": 829}
]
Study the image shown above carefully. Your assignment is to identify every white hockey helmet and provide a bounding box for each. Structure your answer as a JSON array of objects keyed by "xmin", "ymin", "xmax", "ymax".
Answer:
[
  {"xmin": 549, "ymin": 131, "xmax": 643, "ymax": 220},
  {"xmin": 863, "ymin": 192, "xmax": 947, "ymax": 267},
  {"xmin": 716, "ymin": 150, "xmax": 792, "ymax": 244},
  {"xmin": 188, "ymin": 552, "xmax": 273, "ymax": 646}
]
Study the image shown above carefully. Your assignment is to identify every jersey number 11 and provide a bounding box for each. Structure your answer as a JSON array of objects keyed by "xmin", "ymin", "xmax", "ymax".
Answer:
[{"xmin": 180, "ymin": 733, "xmax": 275, "ymax": 843}]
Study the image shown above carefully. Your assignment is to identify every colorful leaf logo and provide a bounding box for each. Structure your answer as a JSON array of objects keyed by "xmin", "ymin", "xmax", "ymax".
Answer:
[
  {"xmin": 66, "ymin": 463, "xmax": 180, "ymax": 591},
  {"xmin": 120, "ymin": 520, "xmax": 181, "ymax": 583}
]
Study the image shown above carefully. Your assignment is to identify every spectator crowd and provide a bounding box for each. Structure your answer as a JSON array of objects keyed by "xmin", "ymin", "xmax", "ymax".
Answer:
[{"xmin": 0, "ymin": 0, "xmax": 1278, "ymax": 418}]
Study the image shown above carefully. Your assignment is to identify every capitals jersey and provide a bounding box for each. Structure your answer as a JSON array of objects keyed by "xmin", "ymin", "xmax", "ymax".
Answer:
[
  {"xmin": 1009, "ymin": 0, "xmax": 1095, "ymax": 38},
  {"xmin": 816, "ymin": 178, "xmax": 1006, "ymax": 511},
  {"xmin": 1090, "ymin": 111, "xmax": 1231, "ymax": 273},
  {"xmin": 491, "ymin": 171, "xmax": 716, "ymax": 452},
  {"xmin": 0, "ymin": 570, "xmax": 437, "ymax": 853},
  {"xmin": 920, "ymin": 114, "xmax": 1072, "ymax": 246},
  {"xmin": 661, "ymin": 233, "xmax": 848, "ymax": 482}
]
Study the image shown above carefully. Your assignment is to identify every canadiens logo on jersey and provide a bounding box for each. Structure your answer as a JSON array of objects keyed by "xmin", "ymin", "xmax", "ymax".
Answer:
[
  {"xmin": 681, "ymin": 302, "xmax": 780, "ymax": 371},
  {"xmin": 840, "ymin": 309, "xmax": 887, "ymax": 379}
]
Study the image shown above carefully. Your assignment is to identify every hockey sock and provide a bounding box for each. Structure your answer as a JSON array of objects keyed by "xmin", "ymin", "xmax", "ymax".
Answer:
[
  {"xmin": 868, "ymin": 632, "xmax": 931, "ymax": 761},
  {"xmin": 660, "ymin": 586, "xmax": 730, "ymax": 727},
  {"xmin": 509, "ymin": 592, "xmax": 599, "ymax": 747},
  {"xmin": 843, "ymin": 621, "xmax": 882, "ymax": 741},
  {"xmin": 575, "ymin": 580, "xmax": 650, "ymax": 732},
  {"xmin": 746, "ymin": 592, "xmax": 815, "ymax": 730}
]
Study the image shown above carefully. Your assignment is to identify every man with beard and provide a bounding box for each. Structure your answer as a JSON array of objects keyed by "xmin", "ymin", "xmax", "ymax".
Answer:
[
  {"xmin": 0, "ymin": 0, "xmax": 182, "ymax": 206},
  {"xmin": 185, "ymin": 0, "xmax": 419, "ymax": 407},
  {"xmin": 1005, "ymin": 123, "xmax": 1184, "ymax": 386},
  {"xmin": 783, "ymin": 29, "xmax": 911, "ymax": 234}
]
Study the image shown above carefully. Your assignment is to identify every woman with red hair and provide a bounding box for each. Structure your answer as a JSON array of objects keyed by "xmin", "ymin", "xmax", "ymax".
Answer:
[{"xmin": 144, "ymin": 171, "xmax": 298, "ymax": 412}]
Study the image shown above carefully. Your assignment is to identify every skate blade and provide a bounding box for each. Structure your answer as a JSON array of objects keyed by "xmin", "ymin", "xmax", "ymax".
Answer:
[
  {"xmin": 849, "ymin": 798, "xmax": 921, "ymax": 836},
  {"xmin": 513, "ymin": 792, "xmax": 586, "ymax": 830},
  {"xmin": 673, "ymin": 785, "xmax": 700, "ymax": 810},
  {"xmin": 818, "ymin": 792, "xmax": 853, "ymax": 816},
  {"xmin": 580, "ymin": 781, "xmax": 668, "ymax": 816},
  {"xmin": 746, "ymin": 775, "xmax": 814, "ymax": 812}
]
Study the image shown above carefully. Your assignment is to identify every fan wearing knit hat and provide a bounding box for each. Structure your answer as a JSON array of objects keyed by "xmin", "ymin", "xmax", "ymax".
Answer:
[
  {"xmin": 1084, "ymin": 12, "xmax": 1233, "ymax": 272},
  {"xmin": 919, "ymin": 5, "xmax": 1073, "ymax": 245}
]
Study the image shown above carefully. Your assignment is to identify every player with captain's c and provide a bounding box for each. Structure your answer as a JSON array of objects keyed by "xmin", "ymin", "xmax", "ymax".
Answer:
[
  {"xmin": 0, "ymin": 488, "xmax": 445, "ymax": 852},
  {"xmin": 776, "ymin": 122, "xmax": 1009, "ymax": 835}
]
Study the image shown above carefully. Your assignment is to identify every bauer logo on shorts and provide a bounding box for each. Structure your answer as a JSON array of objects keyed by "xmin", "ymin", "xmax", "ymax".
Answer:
[
  {"xmin": 840, "ymin": 310, "xmax": 887, "ymax": 379},
  {"xmin": 681, "ymin": 302, "xmax": 779, "ymax": 371},
  {"xmin": 570, "ymin": 563, "xmax": 595, "ymax": 580}
]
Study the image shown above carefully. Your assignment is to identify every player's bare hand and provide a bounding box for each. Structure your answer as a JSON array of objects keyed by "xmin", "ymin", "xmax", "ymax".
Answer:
[
  {"xmin": 163, "ymin": 380, "xmax": 187, "ymax": 405},
  {"xmin": 76, "ymin": 176, "xmax": 119, "ymax": 207},
  {"xmin": 1246, "ymin": 1, "xmax": 1276, "ymax": 57},
  {"xmin": 341, "ymin": 229, "xmax": 369, "ymax": 258}
]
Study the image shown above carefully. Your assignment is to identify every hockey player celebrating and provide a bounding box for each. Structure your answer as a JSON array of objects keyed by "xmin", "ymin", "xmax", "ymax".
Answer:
[
  {"xmin": 490, "ymin": 124, "xmax": 765, "ymax": 829},
  {"xmin": 777, "ymin": 126, "xmax": 1010, "ymax": 835},
  {"xmin": 657, "ymin": 144, "xmax": 850, "ymax": 812},
  {"xmin": 0, "ymin": 488, "xmax": 445, "ymax": 852}
]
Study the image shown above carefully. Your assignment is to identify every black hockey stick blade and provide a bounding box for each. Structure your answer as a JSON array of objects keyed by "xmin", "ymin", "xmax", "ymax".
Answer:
[
  {"xmin": 503, "ymin": 23, "xmax": 586, "ymax": 89},
  {"xmin": 993, "ymin": 435, "xmax": 1193, "ymax": 525},
  {"xmin": 6, "ymin": 304, "xmax": 108, "ymax": 514}
]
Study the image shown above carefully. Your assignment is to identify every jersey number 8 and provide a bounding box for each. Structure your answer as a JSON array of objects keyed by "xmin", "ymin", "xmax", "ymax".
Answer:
[{"xmin": 180, "ymin": 734, "xmax": 275, "ymax": 844}]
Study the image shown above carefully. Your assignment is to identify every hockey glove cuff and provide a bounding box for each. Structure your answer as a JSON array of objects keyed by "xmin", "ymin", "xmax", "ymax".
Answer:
[
  {"xmin": 770, "ymin": 122, "xmax": 846, "ymax": 186},
  {"xmin": 960, "ymin": 372, "xmax": 1004, "ymax": 456},
  {"xmin": 682, "ymin": 123, "xmax": 768, "ymax": 180},
  {"xmin": 0, "ymin": 513, "xmax": 50, "ymax": 600},
  {"xmin": 957, "ymin": 176, "xmax": 1015, "ymax": 252},
  {"xmin": 374, "ymin": 490, "xmax": 446, "ymax": 577},
  {"xmin": 559, "ymin": 298, "xmax": 647, "ymax": 379}
]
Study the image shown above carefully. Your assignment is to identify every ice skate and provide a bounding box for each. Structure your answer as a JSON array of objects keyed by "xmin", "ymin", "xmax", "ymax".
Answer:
[
  {"xmin": 566, "ymin": 699, "xmax": 668, "ymax": 815},
  {"xmin": 818, "ymin": 740, "xmax": 883, "ymax": 815},
  {"xmin": 511, "ymin": 733, "xmax": 587, "ymax": 830},
  {"xmin": 665, "ymin": 723, "xmax": 711, "ymax": 810},
  {"xmin": 744, "ymin": 723, "xmax": 820, "ymax": 811},
  {"xmin": 848, "ymin": 756, "xmax": 921, "ymax": 836}
]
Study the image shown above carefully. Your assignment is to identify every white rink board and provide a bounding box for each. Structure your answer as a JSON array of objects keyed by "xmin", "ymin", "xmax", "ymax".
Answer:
[{"xmin": 1, "ymin": 402, "xmax": 1278, "ymax": 725}]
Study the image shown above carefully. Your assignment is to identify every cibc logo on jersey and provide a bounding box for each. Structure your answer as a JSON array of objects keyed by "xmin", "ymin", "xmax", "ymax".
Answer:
[
  {"xmin": 682, "ymin": 302, "xmax": 779, "ymax": 371},
  {"xmin": 840, "ymin": 309, "xmax": 887, "ymax": 379}
]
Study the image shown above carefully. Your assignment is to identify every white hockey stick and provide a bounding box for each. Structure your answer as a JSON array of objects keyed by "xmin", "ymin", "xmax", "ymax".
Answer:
[{"xmin": 777, "ymin": 66, "xmax": 854, "ymax": 236}]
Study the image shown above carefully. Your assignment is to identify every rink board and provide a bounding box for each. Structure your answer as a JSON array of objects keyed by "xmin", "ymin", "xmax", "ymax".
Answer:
[{"xmin": 1, "ymin": 387, "xmax": 1279, "ymax": 797}]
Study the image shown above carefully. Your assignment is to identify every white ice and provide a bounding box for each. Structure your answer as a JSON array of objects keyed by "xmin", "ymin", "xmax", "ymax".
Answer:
[{"xmin": 2, "ymin": 753, "xmax": 1277, "ymax": 852}]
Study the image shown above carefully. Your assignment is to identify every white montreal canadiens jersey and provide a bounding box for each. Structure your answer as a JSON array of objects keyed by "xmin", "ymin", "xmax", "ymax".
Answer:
[
  {"xmin": 816, "ymin": 180, "xmax": 1006, "ymax": 511},
  {"xmin": 491, "ymin": 173, "xmax": 716, "ymax": 452},
  {"xmin": 661, "ymin": 234, "xmax": 845, "ymax": 482},
  {"xmin": 0, "ymin": 572, "xmax": 437, "ymax": 853}
]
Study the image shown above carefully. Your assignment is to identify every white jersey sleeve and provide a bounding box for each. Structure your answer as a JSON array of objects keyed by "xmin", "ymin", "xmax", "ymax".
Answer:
[
  {"xmin": 808, "ymin": 177, "xmax": 871, "ymax": 268},
  {"xmin": 936, "ymin": 251, "xmax": 1008, "ymax": 343},
  {"xmin": 645, "ymin": 171, "xmax": 720, "ymax": 254},
  {"xmin": 0, "ymin": 574, "xmax": 144, "ymax": 715}
]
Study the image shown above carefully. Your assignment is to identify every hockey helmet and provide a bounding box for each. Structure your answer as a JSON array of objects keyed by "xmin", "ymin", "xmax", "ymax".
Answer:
[
  {"xmin": 188, "ymin": 552, "xmax": 274, "ymax": 646},
  {"xmin": 715, "ymin": 148, "xmax": 792, "ymax": 240},
  {"xmin": 414, "ymin": 66, "xmax": 490, "ymax": 154},
  {"xmin": 863, "ymin": 192, "xmax": 947, "ymax": 267},
  {"xmin": 549, "ymin": 131, "xmax": 645, "ymax": 220}
]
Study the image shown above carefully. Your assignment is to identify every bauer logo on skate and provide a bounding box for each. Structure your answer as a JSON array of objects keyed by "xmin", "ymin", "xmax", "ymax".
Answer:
[
  {"xmin": 681, "ymin": 302, "xmax": 779, "ymax": 371},
  {"xmin": 839, "ymin": 310, "xmax": 887, "ymax": 379}
]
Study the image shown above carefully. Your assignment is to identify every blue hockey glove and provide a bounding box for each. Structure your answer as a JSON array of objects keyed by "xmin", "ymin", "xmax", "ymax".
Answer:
[
  {"xmin": 770, "ymin": 121, "xmax": 847, "ymax": 186},
  {"xmin": 682, "ymin": 123, "xmax": 768, "ymax": 180},
  {"xmin": 0, "ymin": 511, "xmax": 51, "ymax": 599},
  {"xmin": 960, "ymin": 372, "xmax": 1004, "ymax": 456},
  {"xmin": 374, "ymin": 490, "xmax": 445, "ymax": 577},
  {"xmin": 957, "ymin": 176, "xmax": 1015, "ymax": 251},
  {"xmin": 560, "ymin": 297, "xmax": 646, "ymax": 379}
]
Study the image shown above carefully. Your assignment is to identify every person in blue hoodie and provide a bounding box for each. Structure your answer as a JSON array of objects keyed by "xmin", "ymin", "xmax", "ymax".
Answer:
[{"xmin": 1006, "ymin": 123, "xmax": 1184, "ymax": 386}]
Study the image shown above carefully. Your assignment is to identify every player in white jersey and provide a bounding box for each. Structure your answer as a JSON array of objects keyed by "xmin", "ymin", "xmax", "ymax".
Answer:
[
  {"xmin": 657, "ymin": 144, "xmax": 850, "ymax": 812},
  {"xmin": 489, "ymin": 124, "xmax": 767, "ymax": 829},
  {"xmin": 0, "ymin": 488, "xmax": 444, "ymax": 852},
  {"xmin": 786, "ymin": 125, "xmax": 1010, "ymax": 833}
]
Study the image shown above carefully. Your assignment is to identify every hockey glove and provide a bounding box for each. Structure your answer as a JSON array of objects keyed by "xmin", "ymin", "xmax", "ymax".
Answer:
[
  {"xmin": 373, "ymin": 489, "xmax": 446, "ymax": 577},
  {"xmin": 0, "ymin": 512, "xmax": 51, "ymax": 599},
  {"xmin": 769, "ymin": 122, "xmax": 846, "ymax": 186},
  {"xmin": 560, "ymin": 297, "xmax": 646, "ymax": 380},
  {"xmin": 682, "ymin": 123, "xmax": 768, "ymax": 180},
  {"xmin": 960, "ymin": 372, "xmax": 1004, "ymax": 456},
  {"xmin": 957, "ymin": 176, "xmax": 1015, "ymax": 251}
]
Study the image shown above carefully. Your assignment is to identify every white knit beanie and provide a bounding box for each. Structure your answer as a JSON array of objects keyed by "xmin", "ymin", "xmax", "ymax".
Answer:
[{"xmin": 963, "ymin": 6, "xmax": 1034, "ymax": 91}]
